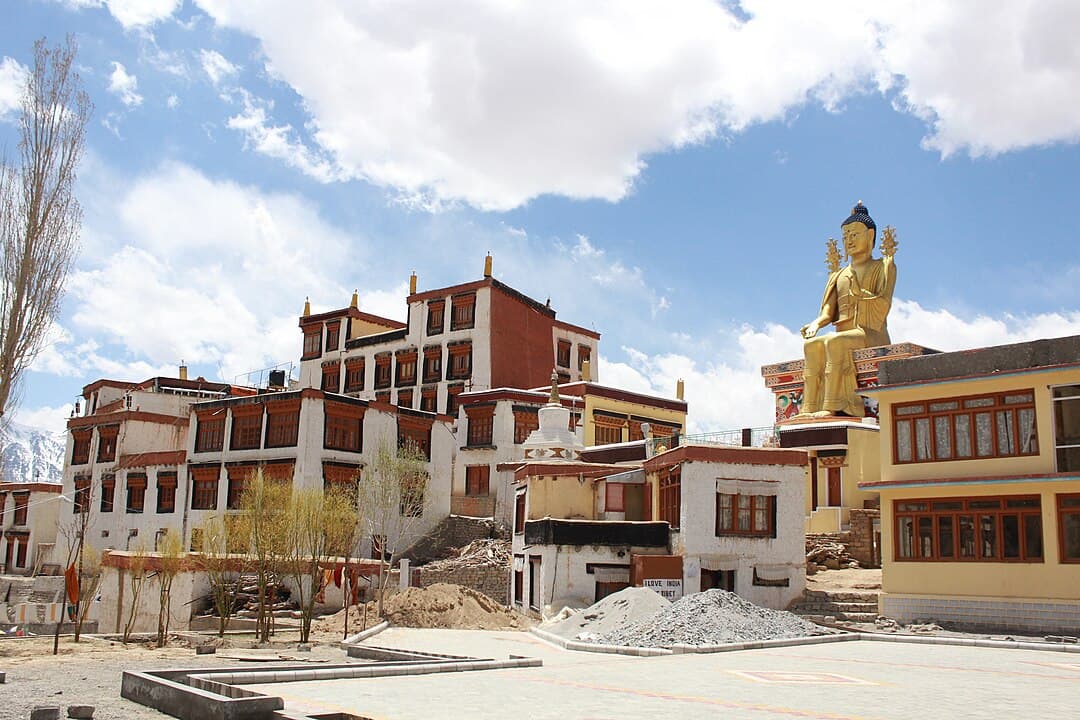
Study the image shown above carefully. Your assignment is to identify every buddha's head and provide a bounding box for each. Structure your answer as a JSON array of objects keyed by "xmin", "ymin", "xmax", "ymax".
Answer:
[{"xmin": 841, "ymin": 201, "xmax": 876, "ymax": 259}]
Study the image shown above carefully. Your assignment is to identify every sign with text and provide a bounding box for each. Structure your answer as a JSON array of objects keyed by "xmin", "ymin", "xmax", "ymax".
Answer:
[{"xmin": 642, "ymin": 578, "xmax": 683, "ymax": 600}]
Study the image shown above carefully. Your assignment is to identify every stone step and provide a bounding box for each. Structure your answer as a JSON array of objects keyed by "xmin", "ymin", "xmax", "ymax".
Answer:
[
  {"xmin": 802, "ymin": 590, "xmax": 879, "ymax": 602},
  {"xmin": 792, "ymin": 601, "xmax": 878, "ymax": 614}
]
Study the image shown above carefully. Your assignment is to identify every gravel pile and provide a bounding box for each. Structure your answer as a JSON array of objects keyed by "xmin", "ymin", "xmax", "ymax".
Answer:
[
  {"xmin": 598, "ymin": 589, "xmax": 833, "ymax": 648},
  {"xmin": 544, "ymin": 587, "xmax": 670, "ymax": 641}
]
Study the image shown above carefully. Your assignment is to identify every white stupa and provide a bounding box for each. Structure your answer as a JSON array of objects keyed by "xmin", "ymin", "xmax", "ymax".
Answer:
[{"xmin": 521, "ymin": 371, "xmax": 585, "ymax": 460}]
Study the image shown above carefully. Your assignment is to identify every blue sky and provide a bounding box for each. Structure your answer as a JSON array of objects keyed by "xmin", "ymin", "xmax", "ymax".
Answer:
[{"xmin": 4, "ymin": 0, "xmax": 1080, "ymax": 435}]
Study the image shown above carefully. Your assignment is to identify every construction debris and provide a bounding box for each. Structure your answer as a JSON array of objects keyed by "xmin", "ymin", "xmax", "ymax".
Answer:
[
  {"xmin": 806, "ymin": 535, "xmax": 860, "ymax": 570},
  {"xmin": 421, "ymin": 538, "xmax": 511, "ymax": 571}
]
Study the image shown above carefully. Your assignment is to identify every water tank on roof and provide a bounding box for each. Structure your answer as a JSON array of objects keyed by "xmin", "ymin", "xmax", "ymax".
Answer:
[{"xmin": 268, "ymin": 369, "xmax": 287, "ymax": 389}]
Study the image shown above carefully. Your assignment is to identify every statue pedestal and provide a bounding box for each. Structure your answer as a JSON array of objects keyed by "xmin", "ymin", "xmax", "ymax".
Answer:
[{"xmin": 761, "ymin": 342, "xmax": 938, "ymax": 423}]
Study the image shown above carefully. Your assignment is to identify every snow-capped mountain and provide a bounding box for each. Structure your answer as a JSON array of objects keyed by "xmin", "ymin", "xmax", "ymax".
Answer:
[{"xmin": 0, "ymin": 421, "xmax": 65, "ymax": 485}]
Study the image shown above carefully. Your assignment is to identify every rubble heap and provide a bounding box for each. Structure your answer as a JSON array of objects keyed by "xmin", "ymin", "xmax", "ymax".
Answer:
[
  {"xmin": 598, "ymin": 589, "xmax": 835, "ymax": 648},
  {"xmin": 422, "ymin": 538, "xmax": 511, "ymax": 571},
  {"xmin": 806, "ymin": 534, "xmax": 860, "ymax": 571}
]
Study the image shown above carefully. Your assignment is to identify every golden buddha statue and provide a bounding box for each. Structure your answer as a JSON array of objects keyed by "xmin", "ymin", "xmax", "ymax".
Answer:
[{"xmin": 797, "ymin": 202, "xmax": 897, "ymax": 418}]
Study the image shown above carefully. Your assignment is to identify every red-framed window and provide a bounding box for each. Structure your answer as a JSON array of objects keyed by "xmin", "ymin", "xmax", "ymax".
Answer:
[
  {"xmin": 466, "ymin": 405, "xmax": 494, "ymax": 447},
  {"xmin": 427, "ymin": 300, "xmax": 445, "ymax": 335},
  {"xmin": 344, "ymin": 359, "xmax": 365, "ymax": 392},
  {"xmin": 157, "ymin": 472, "xmax": 177, "ymax": 514},
  {"xmin": 97, "ymin": 425, "xmax": 119, "ymax": 463},
  {"xmin": 658, "ymin": 466, "xmax": 681, "ymax": 529},
  {"xmin": 398, "ymin": 416, "xmax": 432, "ymax": 460},
  {"xmin": 893, "ymin": 390, "xmax": 1038, "ymax": 464},
  {"xmin": 12, "ymin": 492, "xmax": 30, "ymax": 525},
  {"xmin": 628, "ymin": 420, "xmax": 645, "ymax": 442},
  {"xmin": 265, "ymin": 400, "xmax": 300, "ymax": 448},
  {"xmin": 374, "ymin": 355, "xmax": 392, "ymax": 389},
  {"xmin": 13, "ymin": 534, "xmax": 28, "ymax": 568},
  {"xmin": 556, "ymin": 340, "xmax": 571, "ymax": 368},
  {"xmin": 447, "ymin": 342, "xmax": 472, "ymax": 380},
  {"xmin": 1057, "ymin": 494, "xmax": 1080, "ymax": 563},
  {"xmin": 399, "ymin": 471, "xmax": 427, "ymax": 517},
  {"xmin": 1053, "ymin": 385, "xmax": 1080, "ymax": 472},
  {"xmin": 398, "ymin": 389, "xmax": 414, "ymax": 409},
  {"xmin": 716, "ymin": 493, "xmax": 776, "ymax": 537},
  {"xmin": 422, "ymin": 347, "xmax": 442, "ymax": 383},
  {"xmin": 230, "ymin": 407, "xmax": 263, "ymax": 450},
  {"xmin": 302, "ymin": 328, "xmax": 322, "ymax": 359},
  {"xmin": 325, "ymin": 404, "xmax": 364, "ymax": 452},
  {"xmin": 396, "ymin": 351, "xmax": 417, "ymax": 387},
  {"xmin": 323, "ymin": 462, "xmax": 361, "ymax": 493},
  {"xmin": 514, "ymin": 490, "xmax": 526, "ymax": 534},
  {"xmin": 321, "ymin": 363, "xmax": 341, "ymax": 393},
  {"xmin": 190, "ymin": 467, "xmax": 219, "ymax": 510},
  {"xmin": 325, "ymin": 321, "xmax": 341, "ymax": 352},
  {"xmin": 195, "ymin": 415, "xmax": 225, "ymax": 453},
  {"xmin": 605, "ymin": 482, "xmax": 625, "ymax": 512},
  {"xmin": 466, "ymin": 465, "xmax": 490, "ymax": 496},
  {"xmin": 71, "ymin": 430, "xmax": 92, "ymax": 465},
  {"xmin": 578, "ymin": 345, "xmax": 591, "ymax": 371},
  {"xmin": 594, "ymin": 417, "xmax": 624, "ymax": 445},
  {"xmin": 894, "ymin": 495, "xmax": 1044, "ymax": 562},
  {"xmin": 126, "ymin": 472, "xmax": 147, "ymax": 514},
  {"xmin": 226, "ymin": 466, "xmax": 251, "ymax": 510},
  {"xmin": 73, "ymin": 476, "xmax": 90, "ymax": 515},
  {"xmin": 375, "ymin": 390, "xmax": 391, "ymax": 404},
  {"xmin": 100, "ymin": 474, "xmax": 115, "ymax": 513},
  {"xmin": 420, "ymin": 387, "xmax": 438, "ymax": 413},
  {"xmin": 513, "ymin": 409, "xmax": 539, "ymax": 444},
  {"xmin": 446, "ymin": 383, "xmax": 464, "ymax": 416},
  {"xmin": 450, "ymin": 293, "xmax": 475, "ymax": 331}
]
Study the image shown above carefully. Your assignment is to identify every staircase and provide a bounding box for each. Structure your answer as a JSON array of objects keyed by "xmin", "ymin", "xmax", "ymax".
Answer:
[{"xmin": 790, "ymin": 589, "xmax": 880, "ymax": 623}]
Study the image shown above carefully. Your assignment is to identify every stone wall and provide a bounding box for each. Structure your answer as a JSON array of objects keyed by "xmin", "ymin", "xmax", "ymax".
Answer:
[
  {"xmin": 847, "ymin": 508, "xmax": 880, "ymax": 568},
  {"xmin": 403, "ymin": 515, "xmax": 506, "ymax": 564},
  {"xmin": 450, "ymin": 494, "xmax": 497, "ymax": 518},
  {"xmin": 415, "ymin": 565, "xmax": 508, "ymax": 605}
]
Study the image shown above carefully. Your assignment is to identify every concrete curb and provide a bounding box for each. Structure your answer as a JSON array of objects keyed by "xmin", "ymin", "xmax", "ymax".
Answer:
[
  {"xmin": 189, "ymin": 656, "xmax": 542, "ymax": 686},
  {"xmin": 339, "ymin": 620, "xmax": 389, "ymax": 647},
  {"xmin": 529, "ymin": 627, "xmax": 672, "ymax": 656},
  {"xmin": 855, "ymin": 632, "xmax": 1080, "ymax": 653},
  {"xmin": 670, "ymin": 633, "xmax": 859, "ymax": 654}
]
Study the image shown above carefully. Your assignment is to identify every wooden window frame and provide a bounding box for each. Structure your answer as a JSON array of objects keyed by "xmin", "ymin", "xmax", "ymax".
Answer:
[
  {"xmin": 450, "ymin": 293, "xmax": 476, "ymax": 331},
  {"xmin": 126, "ymin": 472, "xmax": 147, "ymax": 514},
  {"xmin": 71, "ymin": 430, "xmax": 92, "ymax": 466},
  {"xmin": 715, "ymin": 492, "xmax": 776, "ymax": 538},
  {"xmin": 447, "ymin": 342, "xmax": 472, "ymax": 381},
  {"xmin": 578, "ymin": 345, "xmax": 591, "ymax": 371},
  {"xmin": 374, "ymin": 355, "xmax": 393, "ymax": 390},
  {"xmin": 1058, "ymin": 493, "xmax": 1080, "ymax": 563},
  {"xmin": 96, "ymin": 425, "xmax": 119, "ymax": 463},
  {"xmin": 325, "ymin": 321, "xmax": 341, "ymax": 352},
  {"xmin": 195, "ymin": 414, "xmax": 225, "ymax": 453},
  {"xmin": 556, "ymin": 339, "xmax": 571, "ymax": 368},
  {"xmin": 892, "ymin": 390, "xmax": 1038, "ymax": 465},
  {"xmin": 594, "ymin": 416, "xmax": 624, "ymax": 445},
  {"xmin": 100, "ymin": 474, "xmax": 115, "ymax": 513},
  {"xmin": 427, "ymin": 300, "xmax": 445, "ymax": 335},
  {"xmin": 420, "ymin": 387, "xmax": 438, "ymax": 413},
  {"xmin": 265, "ymin": 399, "xmax": 301, "ymax": 448},
  {"xmin": 395, "ymin": 351, "xmax": 418, "ymax": 387},
  {"xmin": 446, "ymin": 383, "xmax": 465, "ymax": 416},
  {"xmin": 1052, "ymin": 385, "xmax": 1080, "ymax": 473},
  {"xmin": 514, "ymin": 490, "xmax": 526, "ymax": 534},
  {"xmin": 422, "ymin": 347, "xmax": 442, "ymax": 384},
  {"xmin": 302, "ymin": 329, "xmax": 322, "ymax": 359},
  {"xmin": 190, "ymin": 467, "xmax": 219, "ymax": 510},
  {"xmin": 658, "ymin": 466, "xmax": 681, "ymax": 530},
  {"xmin": 226, "ymin": 466, "xmax": 251, "ymax": 510},
  {"xmin": 323, "ymin": 462, "xmax": 361, "ymax": 494},
  {"xmin": 321, "ymin": 363, "xmax": 341, "ymax": 393},
  {"xmin": 893, "ymin": 495, "xmax": 1044, "ymax": 563},
  {"xmin": 465, "ymin": 405, "xmax": 495, "ymax": 447},
  {"xmin": 324, "ymin": 403, "xmax": 364, "ymax": 452},
  {"xmin": 466, "ymin": 465, "xmax": 490, "ymax": 496},
  {"xmin": 397, "ymin": 388, "xmax": 414, "ymax": 409},
  {"xmin": 14, "ymin": 534, "xmax": 28, "ymax": 568},
  {"xmin": 156, "ymin": 472, "xmax": 177, "ymax": 514},
  {"xmin": 72, "ymin": 477, "xmax": 90, "ymax": 515},
  {"xmin": 12, "ymin": 491, "xmax": 29, "ymax": 526},
  {"xmin": 229, "ymin": 406, "xmax": 264, "ymax": 451},
  {"xmin": 605, "ymin": 482, "xmax": 625, "ymax": 512},
  {"xmin": 398, "ymin": 415, "xmax": 433, "ymax": 460},
  {"xmin": 513, "ymin": 409, "xmax": 539, "ymax": 444},
  {"xmin": 344, "ymin": 359, "xmax": 365, "ymax": 392}
]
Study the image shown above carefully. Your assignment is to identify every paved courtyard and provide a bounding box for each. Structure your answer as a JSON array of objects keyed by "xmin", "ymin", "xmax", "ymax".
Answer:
[{"xmin": 247, "ymin": 628, "xmax": 1079, "ymax": 719}]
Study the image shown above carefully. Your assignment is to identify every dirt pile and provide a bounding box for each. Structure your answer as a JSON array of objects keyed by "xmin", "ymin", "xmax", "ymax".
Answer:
[
  {"xmin": 544, "ymin": 587, "xmax": 670, "ymax": 641},
  {"xmin": 599, "ymin": 589, "xmax": 835, "ymax": 648},
  {"xmin": 382, "ymin": 583, "xmax": 525, "ymax": 629}
]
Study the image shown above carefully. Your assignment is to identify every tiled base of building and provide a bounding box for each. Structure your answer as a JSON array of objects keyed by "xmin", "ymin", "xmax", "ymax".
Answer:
[{"xmin": 882, "ymin": 594, "xmax": 1080, "ymax": 634}]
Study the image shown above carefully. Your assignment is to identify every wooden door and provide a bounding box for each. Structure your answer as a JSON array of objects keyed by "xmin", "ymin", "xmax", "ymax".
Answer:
[{"xmin": 827, "ymin": 467, "xmax": 842, "ymax": 507}]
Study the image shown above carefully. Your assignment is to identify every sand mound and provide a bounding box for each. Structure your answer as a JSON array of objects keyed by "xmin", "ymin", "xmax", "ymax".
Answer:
[
  {"xmin": 383, "ymin": 583, "xmax": 525, "ymax": 630},
  {"xmin": 544, "ymin": 586, "xmax": 671, "ymax": 641}
]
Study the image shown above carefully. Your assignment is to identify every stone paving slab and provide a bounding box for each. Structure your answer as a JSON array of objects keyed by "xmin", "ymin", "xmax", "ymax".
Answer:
[{"xmin": 246, "ymin": 628, "xmax": 1080, "ymax": 720}]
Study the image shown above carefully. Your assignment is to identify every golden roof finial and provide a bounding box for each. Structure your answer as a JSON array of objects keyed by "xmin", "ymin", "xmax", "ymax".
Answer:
[
  {"xmin": 549, "ymin": 370, "xmax": 560, "ymax": 404},
  {"xmin": 350, "ymin": 289, "xmax": 359, "ymax": 309},
  {"xmin": 302, "ymin": 296, "xmax": 311, "ymax": 317}
]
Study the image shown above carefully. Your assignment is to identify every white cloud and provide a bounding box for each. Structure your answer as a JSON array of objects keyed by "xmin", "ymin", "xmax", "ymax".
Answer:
[
  {"xmin": 107, "ymin": 61, "xmax": 143, "ymax": 107},
  {"xmin": 189, "ymin": 0, "xmax": 1080, "ymax": 209},
  {"xmin": 199, "ymin": 49, "xmax": 239, "ymax": 86},
  {"xmin": 166, "ymin": 94, "xmax": 180, "ymax": 108},
  {"xmin": 62, "ymin": 0, "xmax": 181, "ymax": 29},
  {"xmin": 600, "ymin": 302, "xmax": 1080, "ymax": 434},
  {"xmin": 12, "ymin": 403, "xmax": 75, "ymax": 437},
  {"xmin": 0, "ymin": 57, "xmax": 27, "ymax": 120}
]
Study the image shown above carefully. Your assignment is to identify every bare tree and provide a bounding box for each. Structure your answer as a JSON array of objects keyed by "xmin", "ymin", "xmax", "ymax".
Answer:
[
  {"xmin": 155, "ymin": 529, "xmax": 184, "ymax": 647},
  {"xmin": 233, "ymin": 470, "xmax": 291, "ymax": 643},
  {"xmin": 122, "ymin": 543, "xmax": 149, "ymax": 644},
  {"xmin": 0, "ymin": 36, "xmax": 90, "ymax": 428},
  {"xmin": 361, "ymin": 442, "xmax": 429, "ymax": 616},
  {"xmin": 197, "ymin": 514, "xmax": 240, "ymax": 637},
  {"xmin": 55, "ymin": 475, "xmax": 93, "ymax": 648}
]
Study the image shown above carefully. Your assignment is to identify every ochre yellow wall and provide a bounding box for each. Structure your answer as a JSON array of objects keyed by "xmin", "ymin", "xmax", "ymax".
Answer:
[
  {"xmin": 844, "ymin": 426, "xmax": 881, "ymax": 511},
  {"xmin": 584, "ymin": 395, "xmax": 685, "ymax": 446},
  {"xmin": 349, "ymin": 318, "xmax": 397, "ymax": 340},
  {"xmin": 876, "ymin": 369, "xmax": 1078, "ymax": 485},
  {"xmin": 879, "ymin": 480, "xmax": 1080, "ymax": 600},
  {"xmin": 526, "ymin": 474, "xmax": 596, "ymax": 520}
]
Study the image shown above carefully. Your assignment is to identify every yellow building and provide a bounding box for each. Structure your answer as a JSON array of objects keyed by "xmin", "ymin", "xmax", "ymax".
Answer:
[{"xmin": 861, "ymin": 335, "xmax": 1080, "ymax": 632}]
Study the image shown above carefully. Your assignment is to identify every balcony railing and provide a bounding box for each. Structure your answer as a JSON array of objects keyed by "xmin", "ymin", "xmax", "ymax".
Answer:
[{"xmin": 646, "ymin": 426, "xmax": 777, "ymax": 456}]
